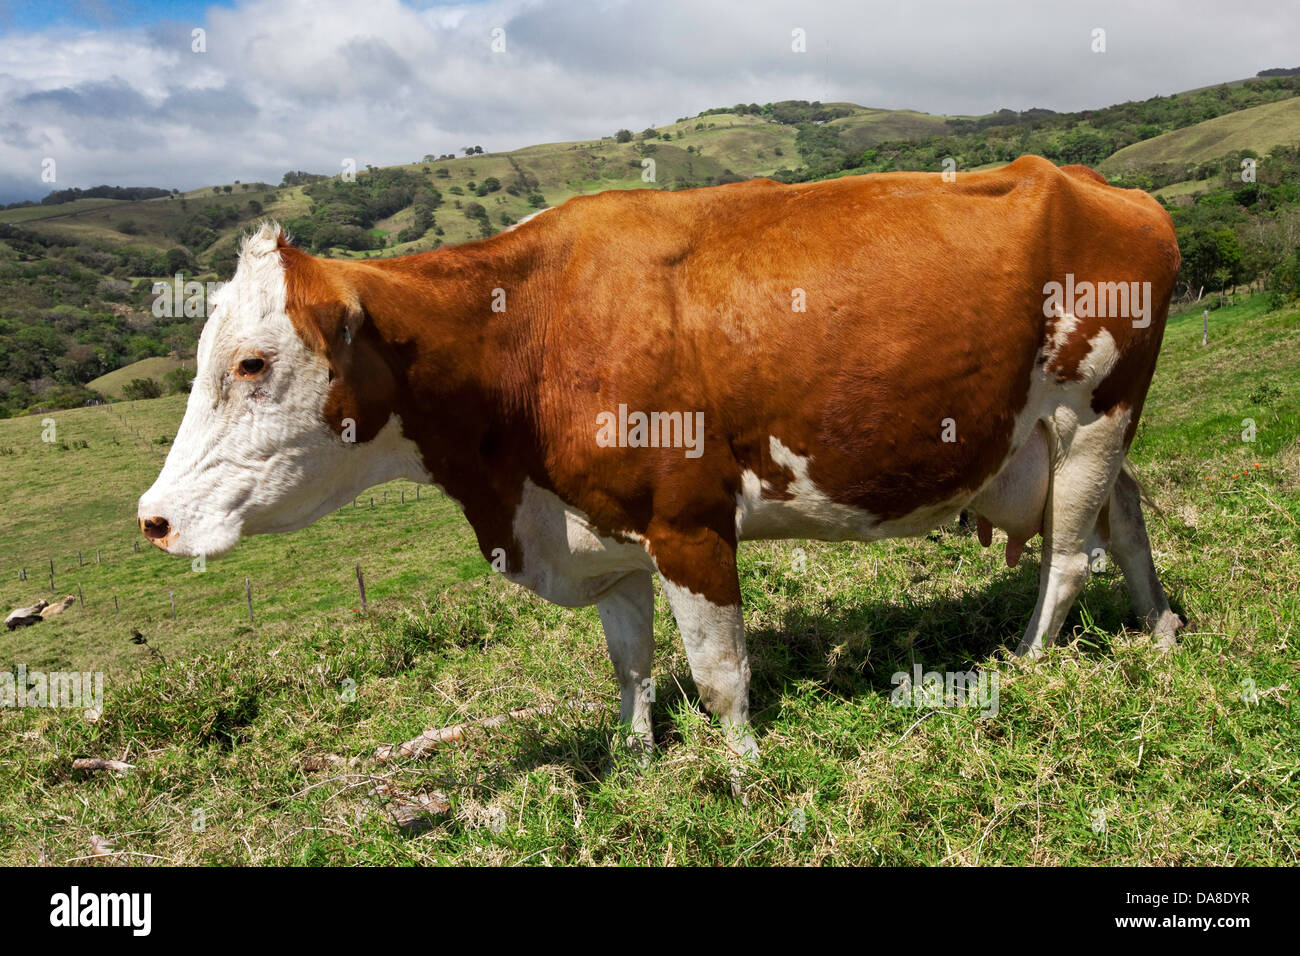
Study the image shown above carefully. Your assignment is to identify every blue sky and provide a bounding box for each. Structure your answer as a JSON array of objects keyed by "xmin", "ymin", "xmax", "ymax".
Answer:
[
  {"xmin": 0, "ymin": 1, "xmax": 236, "ymax": 33},
  {"xmin": 1, "ymin": 0, "xmax": 1297, "ymax": 204}
]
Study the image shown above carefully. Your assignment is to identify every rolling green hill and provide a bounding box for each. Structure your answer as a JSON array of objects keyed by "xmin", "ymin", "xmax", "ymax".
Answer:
[
  {"xmin": 1102, "ymin": 96, "xmax": 1300, "ymax": 174},
  {"xmin": 0, "ymin": 104, "xmax": 961, "ymax": 259},
  {"xmin": 5, "ymin": 76, "xmax": 1300, "ymax": 421},
  {"xmin": 86, "ymin": 356, "xmax": 194, "ymax": 400}
]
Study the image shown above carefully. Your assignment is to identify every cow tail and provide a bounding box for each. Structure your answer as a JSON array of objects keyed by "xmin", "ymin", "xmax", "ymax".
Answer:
[{"xmin": 1121, "ymin": 457, "xmax": 1162, "ymax": 516}]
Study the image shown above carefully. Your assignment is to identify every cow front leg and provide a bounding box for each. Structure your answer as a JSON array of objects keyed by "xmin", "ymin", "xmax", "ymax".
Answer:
[
  {"xmin": 656, "ymin": 570, "xmax": 757, "ymax": 760},
  {"xmin": 595, "ymin": 571, "xmax": 656, "ymax": 757}
]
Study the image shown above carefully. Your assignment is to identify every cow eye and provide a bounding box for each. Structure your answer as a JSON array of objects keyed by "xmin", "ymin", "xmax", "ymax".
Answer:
[{"xmin": 239, "ymin": 358, "xmax": 265, "ymax": 377}]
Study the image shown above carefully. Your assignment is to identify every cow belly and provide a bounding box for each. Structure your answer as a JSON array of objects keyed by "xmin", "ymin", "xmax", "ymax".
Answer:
[
  {"xmin": 508, "ymin": 480, "xmax": 656, "ymax": 606},
  {"xmin": 967, "ymin": 421, "xmax": 1050, "ymax": 567}
]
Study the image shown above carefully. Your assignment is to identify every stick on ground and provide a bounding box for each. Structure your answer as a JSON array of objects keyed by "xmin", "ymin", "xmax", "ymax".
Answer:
[
  {"xmin": 72, "ymin": 758, "xmax": 135, "ymax": 772},
  {"xmin": 374, "ymin": 700, "xmax": 606, "ymax": 761}
]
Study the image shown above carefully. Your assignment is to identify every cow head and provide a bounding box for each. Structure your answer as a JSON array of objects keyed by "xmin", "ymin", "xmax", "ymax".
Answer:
[{"xmin": 137, "ymin": 223, "xmax": 418, "ymax": 558}]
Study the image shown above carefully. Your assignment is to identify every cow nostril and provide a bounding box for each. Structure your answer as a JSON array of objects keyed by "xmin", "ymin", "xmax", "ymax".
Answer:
[{"xmin": 141, "ymin": 516, "xmax": 170, "ymax": 541}]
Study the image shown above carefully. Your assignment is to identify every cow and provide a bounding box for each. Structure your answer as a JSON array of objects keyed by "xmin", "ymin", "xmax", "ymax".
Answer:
[
  {"xmin": 5, "ymin": 600, "xmax": 47, "ymax": 630},
  {"xmin": 138, "ymin": 155, "xmax": 1183, "ymax": 760},
  {"xmin": 40, "ymin": 594, "xmax": 78, "ymax": 619}
]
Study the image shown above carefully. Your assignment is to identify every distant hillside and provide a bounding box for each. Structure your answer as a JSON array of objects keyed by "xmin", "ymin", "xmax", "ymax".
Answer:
[
  {"xmin": 1102, "ymin": 97, "xmax": 1300, "ymax": 173},
  {"xmin": 4, "ymin": 76, "xmax": 1300, "ymax": 419},
  {"xmin": 87, "ymin": 356, "xmax": 194, "ymax": 400}
]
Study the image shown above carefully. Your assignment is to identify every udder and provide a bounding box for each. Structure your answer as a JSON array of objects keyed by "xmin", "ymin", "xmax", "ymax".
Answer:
[{"xmin": 968, "ymin": 422, "xmax": 1049, "ymax": 567}]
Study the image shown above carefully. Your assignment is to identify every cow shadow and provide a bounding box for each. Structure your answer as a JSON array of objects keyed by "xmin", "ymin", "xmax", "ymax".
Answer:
[
  {"xmin": 656, "ymin": 554, "xmax": 1184, "ymax": 738},
  {"xmin": 427, "ymin": 555, "xmax": 1185, "ymax": 798}
]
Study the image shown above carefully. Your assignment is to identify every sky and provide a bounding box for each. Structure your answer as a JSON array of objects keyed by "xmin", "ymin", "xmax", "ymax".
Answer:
[{"xmin": 1, "ymin": 0, "xmax": 1297, "ymax": 204}]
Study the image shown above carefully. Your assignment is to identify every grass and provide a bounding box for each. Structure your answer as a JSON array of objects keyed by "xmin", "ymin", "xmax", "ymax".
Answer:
[
  {"xmin": 0, "ymin": 396, "xmax": 484, "ymax": 677},
  {"xmin": 0, "ymin": 296, "xmax": 1296, "ymax": 865}
]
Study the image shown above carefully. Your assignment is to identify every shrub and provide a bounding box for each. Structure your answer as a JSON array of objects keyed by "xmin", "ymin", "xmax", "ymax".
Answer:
[
  {"xmin": 123, "ymin": 377, "xmax": 163, "ymax": 400},
  {"xmin": 164, "ymin": 367, "xmax": 194, "ymax": 395}
]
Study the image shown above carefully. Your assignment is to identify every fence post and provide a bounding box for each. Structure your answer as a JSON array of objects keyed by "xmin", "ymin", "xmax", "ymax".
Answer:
[
  {"xmin": 246, "ymin": 578, "xmax": 254, "ymax": 623},
  {"xmin": 1202, "ymin": 308, "xmax": 1208, "ymax": 347},
  {"xmin": 114, "ymin": 595, "xmax": 119, "ymax": 614},
  {"xmin": 77, "ymin": 582, "xmax": 84, "ymax": 607},
  {"xmin": 170, "ymin": 590, "xmax": 176, "ymax": 621},
  {"xmin": 49, "ymin": 558, "xmax": 54, "ymax": 591},
  {"xmin": 356, "ymin": 563, "xmax": 367, "ymax": 611}
]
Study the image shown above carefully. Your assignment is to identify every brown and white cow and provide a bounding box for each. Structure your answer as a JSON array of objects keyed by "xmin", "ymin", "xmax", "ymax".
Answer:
[{"xmin": 138, "ymin": 155, "xmax": 1182, "ymax": 758}]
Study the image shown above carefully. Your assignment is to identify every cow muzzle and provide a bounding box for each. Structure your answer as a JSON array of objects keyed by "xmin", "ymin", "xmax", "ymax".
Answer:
[{"xmin": 139, "ymin": 515, "xmax": 177, "ymax": 550}]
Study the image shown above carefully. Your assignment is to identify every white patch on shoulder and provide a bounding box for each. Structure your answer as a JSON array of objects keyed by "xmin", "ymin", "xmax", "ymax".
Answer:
[{"xmin": 506, "ymin": 479, "xmax": 655, "ymax": 606}]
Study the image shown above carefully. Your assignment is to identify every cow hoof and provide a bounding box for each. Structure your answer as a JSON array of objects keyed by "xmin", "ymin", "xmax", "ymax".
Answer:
[
  {"xmin": 1152, "ymin": 610, "xmax": 1184, "ymax": 653},
  {"xmin": 725, "ymin": 732, "xmax": 759, "ymax": 800},
  {"xmin": 603, "ymin": 732, "xmax": 654, "ymax": 776},
  {"xmin": 1013, "ymin": 640, "xmax": 1046, "ymax": 662},
  {"xmin": 729, "ymin": 762, "xmax": 757, "ymax": 803}
]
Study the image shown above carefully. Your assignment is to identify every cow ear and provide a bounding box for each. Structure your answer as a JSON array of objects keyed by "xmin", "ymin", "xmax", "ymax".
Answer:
[{"xmin": 300, "ymin": 300, "xmax": 366, "ymax": 355}]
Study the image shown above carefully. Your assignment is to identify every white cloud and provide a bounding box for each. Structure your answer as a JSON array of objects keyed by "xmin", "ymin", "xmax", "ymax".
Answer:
[{"xmin": 0, "ymin": 0, "xmax": 1296, "ymax": 202}]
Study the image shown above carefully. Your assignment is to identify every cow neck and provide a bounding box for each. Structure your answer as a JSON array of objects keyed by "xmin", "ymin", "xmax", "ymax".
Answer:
[{"xmin": 347, "ymin": 235, "xmax": 550, "ymax": 550}]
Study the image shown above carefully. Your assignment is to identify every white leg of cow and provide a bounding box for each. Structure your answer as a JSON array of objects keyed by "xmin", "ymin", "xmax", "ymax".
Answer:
[
  {"xmin": 1015, "ymin": 410, "xmax": 1129, "ymax": 659},
  {"xmin": 658, "ymin": 578, "xmax": 758, "ymax": 760},
  {"xmin": 1106, "ymin": 467, "xmax": 1181, "ymax": 650},
  {"xmin": 596, "ymin": 572, "xmax": 656, "ymax": 755}
]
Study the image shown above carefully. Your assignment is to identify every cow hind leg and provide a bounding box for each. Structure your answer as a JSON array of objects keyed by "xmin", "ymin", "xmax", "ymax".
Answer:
[
  {"xmin": 596, "ymin": 572, "xmax": 656, "ymax": 757},
  {"xmin": 1015, "ymin": 408, "xmax": 1130, "ymax": 659},
  {"xmin": 1106, "ymin": 466, "xmax": 1182, "ymax": 650}
]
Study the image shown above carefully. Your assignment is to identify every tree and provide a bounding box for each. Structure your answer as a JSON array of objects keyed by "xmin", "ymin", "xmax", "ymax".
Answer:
[
  {"xmin": 163, "ymin": 366, "xmax": 194, "ymax": 394},
  {"xmin": 615, "ymin": 129, "xmax": 633, "ymax": 143},
  {"xmin": 1180, "ymin": 226, "xmax": 1244, "ymax": 292},
  {"xmin": 164, "ymin": 247, "xmax": 191, "ymax": 275},
  {"xmin": 123, "ymin": 377, "xmax": 163, "ymax": 400}
]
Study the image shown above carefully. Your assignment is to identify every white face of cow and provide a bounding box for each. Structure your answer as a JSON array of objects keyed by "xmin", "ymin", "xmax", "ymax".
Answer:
[{"xmin": 137, "ymin": 227, "xmax": 422, "ymax": 558}]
